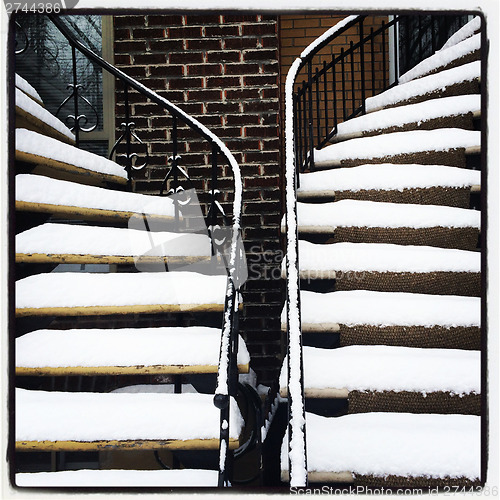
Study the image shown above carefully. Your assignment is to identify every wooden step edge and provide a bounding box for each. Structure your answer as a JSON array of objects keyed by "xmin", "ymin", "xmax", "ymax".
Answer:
[
  {"xmin": 279, "ymin": 387, "xmax": 349, "ymax": 399},
  {"xmin": 471, "ymin": 184, "xmax": 481, "ymax": 193},
  {"xmin": 16, "ymin": 437, "xmax": 240, "ymax": 452},
  {"xmin": 280, "ymin": 470, "xmax": 354, "ymax": 484},
  {"xmin": 16, "ymin": 362, "xmax": 250, "ymax": 377},
  {"xmin": 281, "ymin": 269, "xmax": 337, "ymax": 280},
  {"xmin": 281, "ymin": 322, "xmax": 341, "ymax": 333},
  {"xmin": 17, "ymin": 87, "xmax": 44, "ymax": 108},
  {"xmin": 16, "ymin": 201, "xmax": 177, "ymax": 225},
  {"xmin": 281, "ymin": 225, "xmax": 336, "ymax": 235},
  {"xmin": 16, "ymin": 303, "xmax": 236, "ymax": 318},
  {"xmin": 465, "ymin": 145, "xmax": 481, "ymax": 155},
  {"xmin": 16, "ymin": 107, "xmax": 75, "ymax": 146},
  {"xmin": 16, "ymin": 253, "xmax": 212, "ymax": 266},
  {"xmin": 16, "ymin": 150, "xmax": 128, "ymax": 188}
]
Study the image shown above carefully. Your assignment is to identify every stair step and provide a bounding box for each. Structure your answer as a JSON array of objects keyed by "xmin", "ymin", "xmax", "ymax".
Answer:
[
  {"xmin": 16, "ymin": 271, "xmax": 231, "ymax": 317},
  {"xmin": 282, "ymin": 290, "xmax": 480, "ymax": 349},
  {"xmin": 16, "ymin": 223, "xmax": 211, "ymax": 265},
  {"xmin": 16, "ymin": 89, "xmax": 74, "ymax": 145},
  {"xmin": 297, "ymin": 163, "xmax": 480, "ymax": 207},
  {"xmin": 279, "ymin": 346, "xmax": 479, "ymax": 412},
  {"xmin": 441, "ymin": 16, "xmax": 481, "ymax": 51},
  {"xmin": 16, "ymin": 388, "xmax": 243, "ymax": 451},
  {"xmin": 15, "ymin": 74, "xmax": 43, "ymax": 107},
  {"xmin": 16, "ymin": 469, "xmax": 219, "ymax": 488},
  {"xmin": 293, "ymin": 241, "xmax": 480, "ymax": 296},
  {"xmin": 16, "ymin": 174, "xmax": 177, "ymax": 224},
  {"xmin": 366, "ymin": 61, "xmax": 480, "ymax": 113},
  {"xmin": 293, "ymin": 199, "xmax": 480, "ymax": 249},
  {"xmin": 16, "ymin": 129, "xmax": 128, "ymax": 188},
  {"xmin": 16, "ymin": 326, "xmax": 250, "ymax": 376},
  {"xmin": 313, "ymin": 129, "xmax": 480, "ymax": 169},
  {"xmin": 331, "ymin": 95, "xmax": 480, "ymax": 142},
  {"xmin": 399, "ymin": 33, "xmax": 481, "ymax": 84},
  {"xmin": 281, "ymin": 412, "xmax": 480, "ymax": 486}
]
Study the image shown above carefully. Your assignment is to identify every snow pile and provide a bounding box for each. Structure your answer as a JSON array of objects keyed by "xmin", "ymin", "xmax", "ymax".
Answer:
[
  {"xmin": 16, "ymin": 271, "xmax": 228, "ymax": 309},
  {"xmin": 365, "ymin": 61, "xmax": 480, "ymax": 112},
  {"xmin": 281, "ymin": 412, "xmax": 480, "ymax": 480},
  {"xmin": 16, "ymin": 327, "xmax": 250, "ymax": 368},
  {"xmin": 295, "ymin": 290, "xmax": 480, "ymax": 328},
  {"xmin": 298, "ymin": 163, "xmax": 480, "ymax": 194},
  {"xmin": 280, "ymin": 345, "xmax": 480, "ymax": 395},
  {"xmin": 16, "ymin": 223, "xmax": 211, "ymax": 258},
  {"xmin": 16, "ymin": 174, "xmax": 176, "ymax": 217},
  {"xmin": 16, "ymin": 90, "xmax": 74, "ymax": 141},
  {"xmin": 15, "ymin": 74, "xmax": 42, "ymax": 103},
  {"xmin": 399, "ymin": 33, "xmax": 481, "ymax": 84},
  {"xmin": 16, "ymin": 389, "xmax": 243, "ymax": 442},
  {"xmin": 298, "ymin": 241, "xmax": 480, "ymax": 273},
  {"xmin": 441, "ymin": 17, "xmax": 481, "ymax": 51},
  {"xmin": 16, "ymin": 128, "xmax": 127, "ymax": 180},
  {"xmin": 16, "ymin": 469, "xmax": 218, "ymax": 487},
  {"xmin": 314, "ymin": 129, "xmax": 480, "ymax": 166},
  {"xmin": 335, "ymin": 94, "xmax": 480, "ymax": 140},
  {"xmin": 296, "ymin": 199, "xmax": 480, "ymax": 229}
]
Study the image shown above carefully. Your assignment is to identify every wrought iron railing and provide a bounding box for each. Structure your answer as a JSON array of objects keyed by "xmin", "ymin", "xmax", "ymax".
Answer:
[{"xmin": 15, "ymin": 13, "xmax": 245, "ymax": 487}]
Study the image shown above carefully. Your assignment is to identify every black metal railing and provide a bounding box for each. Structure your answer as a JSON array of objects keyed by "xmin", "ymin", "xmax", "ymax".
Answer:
[{"xmin": 15, "ymin": 13, "xmax": 244, "ymax": 487}]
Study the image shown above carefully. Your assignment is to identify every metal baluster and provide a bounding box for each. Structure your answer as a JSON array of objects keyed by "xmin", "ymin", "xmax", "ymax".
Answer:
[
  {"xmin": 332, "ymin": 55, "xmax": 338, "ymax": 134},
  {"xmin": 123, "ymin": 82, "xmax": 132, "ymax": 182},
  {"xmin": 360, "ymin": 20, "xmax": 366, "ymax": 115},
  {"xmin": 370, "ymin": 28, "xmax": 376, "ymax": 96},
  {"xmin": 323, "ymin": 61, "xmax": 329, "ymax": 141},
  {"xmin": 315, "ymin": 67, "xmax": 320, "ymax": 147},
  {"xmin": 301, "ymin": 84, "xmax": 308, "ymax": 172},
  {"xmin": 296, "ymin": 90, "xmax": 303, "ymax": 173},
  {"xmin": 172, "ymin": 115, "xmax": 180, "ymax": 227},
  {"xmin": 71, "ymin": 45, "xmax": 80, "ymax": 147},
  {"xmin": 393, "ymin": 20, "xmax": 399, "ymax": 85},
  {"xmin": 341, "ymin": 48, "xmax": 347, "ymax": 121},
  {"xmin": 293, "ymin": 93, "xmax": 301, "ymax": 187},
  {"xmin": 381, "ymin": 21, "xmax": 387, "ymax": 89},
  {"xmin": 350, "ymin": 41, "xmax": 355, "ymax": 118},
  {"xmin": 307, "ymin": 61, "xmax": 315, "ymax": 171}
]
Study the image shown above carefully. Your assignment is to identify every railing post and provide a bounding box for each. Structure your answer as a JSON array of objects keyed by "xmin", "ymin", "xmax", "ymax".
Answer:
[{"xmin": 307, "ymin": 61, "xmax": 315, "ymax": 171}]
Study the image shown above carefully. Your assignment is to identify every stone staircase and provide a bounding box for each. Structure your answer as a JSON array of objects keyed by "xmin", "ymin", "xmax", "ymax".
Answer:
[
  {"xmin": 14, "ymin": 68, "xmax": 248, "ymax": 487},
  {"xmin": 281, "ymin": 16, "xmax": 483, "ymax": 488}
]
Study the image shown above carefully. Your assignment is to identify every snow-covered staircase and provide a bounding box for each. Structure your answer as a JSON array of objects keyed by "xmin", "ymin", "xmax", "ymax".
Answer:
[
  {"xmin": 282, "ymin": 16, "xmax": 483, "ymax": 487},
  {"xmin": 14, "ymin": 59, "xmax": 248, "ymax": 486}
]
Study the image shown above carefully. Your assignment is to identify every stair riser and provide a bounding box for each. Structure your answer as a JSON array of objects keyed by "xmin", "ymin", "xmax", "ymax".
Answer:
[{"xmin": 412, "ymin": 49, "xmax": 480, "ymax": 82}]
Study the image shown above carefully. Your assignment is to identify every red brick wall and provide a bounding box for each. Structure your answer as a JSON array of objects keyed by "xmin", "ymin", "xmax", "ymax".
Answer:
[{"xmin": 113, "ymin": 14, "xmax": 283, "ymax": 385}]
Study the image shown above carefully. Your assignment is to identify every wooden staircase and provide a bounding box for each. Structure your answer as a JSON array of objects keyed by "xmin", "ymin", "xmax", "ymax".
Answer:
[
  {"xmin": 14, "ymin": 68, "xmax": 248, "ymax": 487},
  {"xmin": 282, "ymin": 16, "xmax": 483, "ymax": 488}
]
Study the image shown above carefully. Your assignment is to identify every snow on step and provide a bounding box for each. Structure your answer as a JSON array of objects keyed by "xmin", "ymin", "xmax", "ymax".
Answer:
[
  {"xmin": 15, "ymin": 90, "xmax": 74, "ymax": 142},
  {"xmin": 16, "ymin": 271, "xmax": 228, "ymax": 314},
  {"xmin": 16, "ymin": 223, "xmax": 211, "ymax": 261},
  {"xmin": 16, "ymin": 128, "xmax": 127, "ymax": 182},
  {"xmin": 297, "ymin": 241, "xmax": 480, "ymax": 274},
  {"xmin": 281, "ymin": 412, "xmax": 480, "ymax": 480},
  {"xmin": 441, "ymin": 17, "xmax": 481, "ymax": 51},
  {"xmin": 365, "ymin": 61, "xmax": 480, "ymax": 113},
  {"xmin": 16, "ymin": 388, "xmax": 243, "ymax": 444},
  {"xmin": 279, "ymin": 346, "xmax": 480, "ymax": 395},
  {"xmin": 399, "ymin": 33, "xmax": 480, "ymax": 84},
  {"xmin": 16, "ymin": 469, "xmax": 219, "ymax": 487},
  {"xmin": 296, "ymin": 199, "xmax": 480, "ymax": 230},
  {"xmin": 314, "ymin": 129, "xmax": 480, "ymax": 168},
  {"xmin": 16, "ymin": 174, "xmax": 176, "ymax": 219},
  {"xmin": 297, "ymin": 163, "xmax": 480, "ymax": 198},
  {"xmin": 294, "ymin": 290, "xmax": 480, "ymax": 329},
  {"xmin": 333, "ymin": 95, "xmax": 480, "ymax": 141},
  {"xmin": 16, "ymin": 326, "xmax": 250, "ymax": 374},
  {"xmin": 15, "ymin": 74, "xmax": 42, "ymax": 104}
]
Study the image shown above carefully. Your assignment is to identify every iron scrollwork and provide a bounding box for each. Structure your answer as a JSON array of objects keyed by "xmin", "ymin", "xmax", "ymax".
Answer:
[
  {"xmin": 109, "ymin": 121, "xmax": 150, "ymax": 176},
  {"xmin": 56, "ymin": 83, "xmax": 99, "ymax": 134}
]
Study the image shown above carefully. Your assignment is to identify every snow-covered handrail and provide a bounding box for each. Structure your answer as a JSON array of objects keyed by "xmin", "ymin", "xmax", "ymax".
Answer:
[{"xmin": 47, "ymin": 14, "xmax": 243, "ymax": 488}]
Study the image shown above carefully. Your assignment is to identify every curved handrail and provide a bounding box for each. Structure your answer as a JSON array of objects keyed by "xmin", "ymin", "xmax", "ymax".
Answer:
[
  {"xmin": 284, "ymin": 14, "xmax": 361, "ymax": 488},
  {"xmin": 46, "ymin": 14, "xmax": 243, "ymax": 487}
]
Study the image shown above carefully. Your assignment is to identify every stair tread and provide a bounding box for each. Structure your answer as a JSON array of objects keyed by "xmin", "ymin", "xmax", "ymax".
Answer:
[
  {"xmin": 297, "ymin": 163, "xmax": 480, "ymax": 200},
  {"xmin": 281, "ymin": 412, "xmax": 480, "ymax": 481},
  {"xmin": 295, "ymin": 241, "xmax": 479, "ymax": 275},
  {"xmin": 399, "ymin": 33, "xmax": 480, "ymax": 84},
  {"xmin": 294, "ymin": 199, "xmax": 480, "ymax": 232},
  {"xmin": 16, "ymin": 90, "xmax": 74, "ymax": 144},
  {"xmin": 314, "ymin": 129, "xmax": 480, "ymax": 168},
  {"xmin": 16, "ymin": 271, "xmax": 229, "ymax": 316},
  {"xmin": 441, "ymin": 16, "xmax": 481, "ymax": 51},
  {"xmin": 16, "ymin": 469, "xmax": 219, "ymax": 488},
  {"xmin": 15, "ymin": 74, "xmax": 43, "ymax": 106},
  {"xmin": 16, "ymin": 223, "xmax": 211, "ymax": 264},
  {"xmin": 16, "ymin": 174, "xmax": 176, "ymax": 222},
  {"xmin": 332, "ymin": 95, "xmax": 480, "ymax": 142},
  {"xmin": 365, "ymin": 61, "xmax": 480, "ymax": 113},
  {"xmin": 284, "ymin": 290, "xmax": 480, "ymax": 330},
  {"xmin": 279, "ymin": 345, "xmax": 479, "ymax": 396},
  {"xmin": 16, "ymin": 388, "xmax": 243, "ymax": 448},
  {"xmin": 16, "ymin": 326, "xmax": 250, "ymax": 375},
  {"xmin": 16, "ymin": 128, "xmax": 128, "ymax": 186}
]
